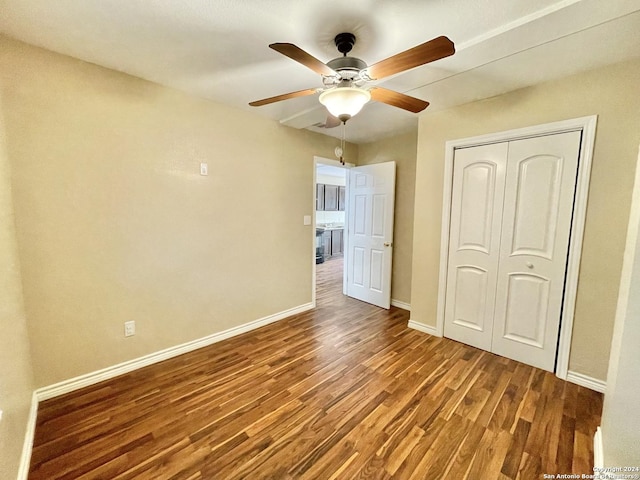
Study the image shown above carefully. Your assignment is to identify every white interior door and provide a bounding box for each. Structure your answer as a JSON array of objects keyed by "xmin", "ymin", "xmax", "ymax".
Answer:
[
  {"xmin": 491, "ymin": 132, "xmax": 581, "ymax": 371},
  {"xmin": 443, "ymin": 131, "xmax": 581, "ymax": 372},
  {"xmin": 346, "ymin": 162, "xmax": 396, "ymax": 309},
  {"xmin": 443, "ymin": 142, "xmax": 508, "ymax": 350}
]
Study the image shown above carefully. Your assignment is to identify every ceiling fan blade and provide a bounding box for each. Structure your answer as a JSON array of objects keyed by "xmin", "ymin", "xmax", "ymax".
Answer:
[
  {"xmin": 323, "ymin": 115, "xmax": 341, "ymax": 128},
  {"xmin": 366, "ymin": 36, "xmax": 455, "ymax": 80},
  {"xmin": 249, "ymin": 88, "xmax": 318, "ymax": 107},
  {"xmin": 369, "ymin": 87, "xmax": 429, "ymax": 113},
  {"xmin": 269, "ymin": 43, "xmax": 337, "ymax": 76}
]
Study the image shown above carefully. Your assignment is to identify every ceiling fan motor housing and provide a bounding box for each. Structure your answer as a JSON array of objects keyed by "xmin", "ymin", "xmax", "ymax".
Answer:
[{"xmin": 326, "ymin": 56, "xmax": 367, "ymax": 78}]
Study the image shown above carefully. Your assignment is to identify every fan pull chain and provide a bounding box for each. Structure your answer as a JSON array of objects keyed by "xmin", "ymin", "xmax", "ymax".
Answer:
[{"xmin": 340, "ymin": 122, "xmax": 346, "ymax": 165}]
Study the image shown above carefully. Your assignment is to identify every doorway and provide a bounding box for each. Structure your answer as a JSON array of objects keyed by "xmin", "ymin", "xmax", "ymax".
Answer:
[
  {"xmin": 313, "ymin": 157, "xmax": 398, "ymax": 310},
  {"xmin": 314, "ymin": 159, "xmax": 349, "ymax": 303}
]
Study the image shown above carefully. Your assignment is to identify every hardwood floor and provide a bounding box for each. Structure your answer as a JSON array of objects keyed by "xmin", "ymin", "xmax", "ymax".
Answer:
[{"xmin": 29, "ymin": 257, "xmax": 602, "ymax": 479}]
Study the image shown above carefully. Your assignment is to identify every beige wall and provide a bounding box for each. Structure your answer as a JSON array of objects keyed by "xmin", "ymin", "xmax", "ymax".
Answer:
[
  {"xmin": 411, "ymin": 59, "xmax": 640, "ymax": 381},
  {"xmin": 0, "ymin": 36, "xmax": 356, "ymax": 388},
  {"xmin": 601, "ymin": 146, "xmax": 640, "ymax": 466},
  {"xmin": 0, "ymin": 94, "xmax": 34, "ymax": 478},
  {"xmin": 358, "ymin": 130, "xmax": 417, "ymax": 305}
]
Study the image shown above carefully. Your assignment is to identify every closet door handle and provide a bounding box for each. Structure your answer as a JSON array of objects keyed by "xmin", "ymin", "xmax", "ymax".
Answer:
[{"xmin": 526, "ymin": 262, "xmax": 534, "ymax": 269}]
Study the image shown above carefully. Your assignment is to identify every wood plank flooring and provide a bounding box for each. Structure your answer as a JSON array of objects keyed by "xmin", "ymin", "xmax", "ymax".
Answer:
[{"xmin": 29, "ymin": 257, "xmax": 602, "ymax": 479}]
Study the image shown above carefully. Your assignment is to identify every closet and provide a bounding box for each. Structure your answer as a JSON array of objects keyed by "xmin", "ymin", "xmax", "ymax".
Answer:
[{"xmin": 443, "ymin": 131, "xmax": 582, "ymax": 371}]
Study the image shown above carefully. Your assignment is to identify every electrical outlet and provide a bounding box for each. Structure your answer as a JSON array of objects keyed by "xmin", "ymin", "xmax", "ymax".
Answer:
[{"xmin": 124, "ymin": 320, "xmax": 135, "ymax": 337}]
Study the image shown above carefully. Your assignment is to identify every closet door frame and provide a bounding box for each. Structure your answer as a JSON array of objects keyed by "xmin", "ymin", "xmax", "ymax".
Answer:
[{"xmin": 435, "ymin": 115, "xmax": 597, "ymax": 380}]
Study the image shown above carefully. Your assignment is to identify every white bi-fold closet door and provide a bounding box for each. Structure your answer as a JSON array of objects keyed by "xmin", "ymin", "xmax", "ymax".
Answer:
[{"xmin": 443, "ymin": 131, "xmax": 582, "ymax": 372}]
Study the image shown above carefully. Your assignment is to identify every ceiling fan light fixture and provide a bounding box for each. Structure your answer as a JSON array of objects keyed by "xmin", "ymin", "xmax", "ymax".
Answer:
[{"xmin": 319, "ymin": 87, "xmax": 371, "ymax": 123}]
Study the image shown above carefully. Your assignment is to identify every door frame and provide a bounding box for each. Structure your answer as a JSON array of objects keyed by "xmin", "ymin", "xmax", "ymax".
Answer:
[
  {"xmin": 435, "ymin": 115, "xmax": 597, "ymax": 380},
  {"xmin": 312, "ymin": 156, "xmax": 353, "ymax": 307}
]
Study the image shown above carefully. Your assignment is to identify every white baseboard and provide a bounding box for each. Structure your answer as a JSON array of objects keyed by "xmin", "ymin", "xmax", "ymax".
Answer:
[
  {"xmin": 391, "ymin": 299, "xmax": 411, "ymax": 311},
  {"xmin": 407, "ymin": 320, "xmax": 439, "ymax": 336},
  {"xmin": 17, "ymin": 392, "xmax": 39, "ymax": 480},
  {"xmin": 593, "ymin": 426, "xmax": 603, "ymax": 469},
  {"xmin": 566, "ymin": 370, "xmax": 607, "ymax": 393},
  {"xmin": 36, "ymin": 302, "xmax": 313, "ymax": 401}
]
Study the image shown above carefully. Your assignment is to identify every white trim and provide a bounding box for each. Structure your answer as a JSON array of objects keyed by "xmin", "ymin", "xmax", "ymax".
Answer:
[
  {"xmin": 312, "ymin": 158, "xmax": 319, "ymax": 308},
  {"xmin": 391, "ymin": 299, "xmax": 411, "ymax": 311},
  {"xmin": 566, "ymin": 370, "xmax": 607, "ymax": 393},
  {"xmin": 435, "ymin": 115, "xmax": 597, "ymax": 379},
  {"xmin": 408, "ymin": 320, "xmax": 439, "ymax": 336},
  {"xmin": 435, "ymin": 133, "xmax": 456, "ymax": 337},
  {"xmin": 555, "ymin": 115, "xmax": 598, "ymax": 379},
  {"xmin": 17, "ymin": 392, "xmax": 38, "ymax": 480},
  {"xmin": 36, "ymin": 302, "xmax": 313, "ymax": 401},
  {"xmin": 343, "ymin": 166, "xmax": 351, "ymax": 296},
  {"xmin": 593, "ymin": 426, "xmax": 604, "ymax": 469},
  {"xmin": 457, "ymin": 0, "xmax": 581, "ymax": 51}
]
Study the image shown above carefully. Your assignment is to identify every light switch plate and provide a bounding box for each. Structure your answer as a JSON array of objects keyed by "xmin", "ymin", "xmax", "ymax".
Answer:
[
  {"xmin": 200, "ymin": 163, "xmax": 208, "ymax": 176},
  {"xmin": 303, "ymin": 215, "xmax": 311, "ymax": 225},
  {"xmin": 124, "ymin": 320, "xmax": 135, "ymax": 337}
]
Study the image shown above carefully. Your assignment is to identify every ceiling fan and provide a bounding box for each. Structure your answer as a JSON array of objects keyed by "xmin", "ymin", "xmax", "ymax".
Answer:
[{"xmin": 249, "ymin": 32, "xmax": 455, "ymax": 126}]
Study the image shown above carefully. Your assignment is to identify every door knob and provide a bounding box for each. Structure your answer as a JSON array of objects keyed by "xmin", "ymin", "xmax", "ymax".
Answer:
[
  {"xmin": 526, "ymin": 262, "xmax": 534, "ymax": 269},
  {"xmin": 384, "ymin": 242, "xmax": 392, "ymax": 247}
]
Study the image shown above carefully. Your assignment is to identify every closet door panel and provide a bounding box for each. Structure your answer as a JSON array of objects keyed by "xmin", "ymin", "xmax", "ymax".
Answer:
[
  {"xmin": 491, "ymin": 131, "xmax": 582, "ymax": 371},
  {"xmin": 502, "ymin": 272, "xmax": 549, "ymax": 348},
  {"xmin": 450, "ymin": 265, "xmax": 490, "ymax": 332},
  {"xmin": 443, "ymin": 142, "xmax": 508, "ymax": 351},
  {"xmin": 509, "ymin": 154, "xmax": 563, "ymax": 259}
]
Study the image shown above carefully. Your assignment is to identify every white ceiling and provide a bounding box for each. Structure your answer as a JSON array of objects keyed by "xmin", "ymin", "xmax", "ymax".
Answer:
[{"xmin": 1, "ymin": 0, "xmax": 639, "ymax": 144}]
